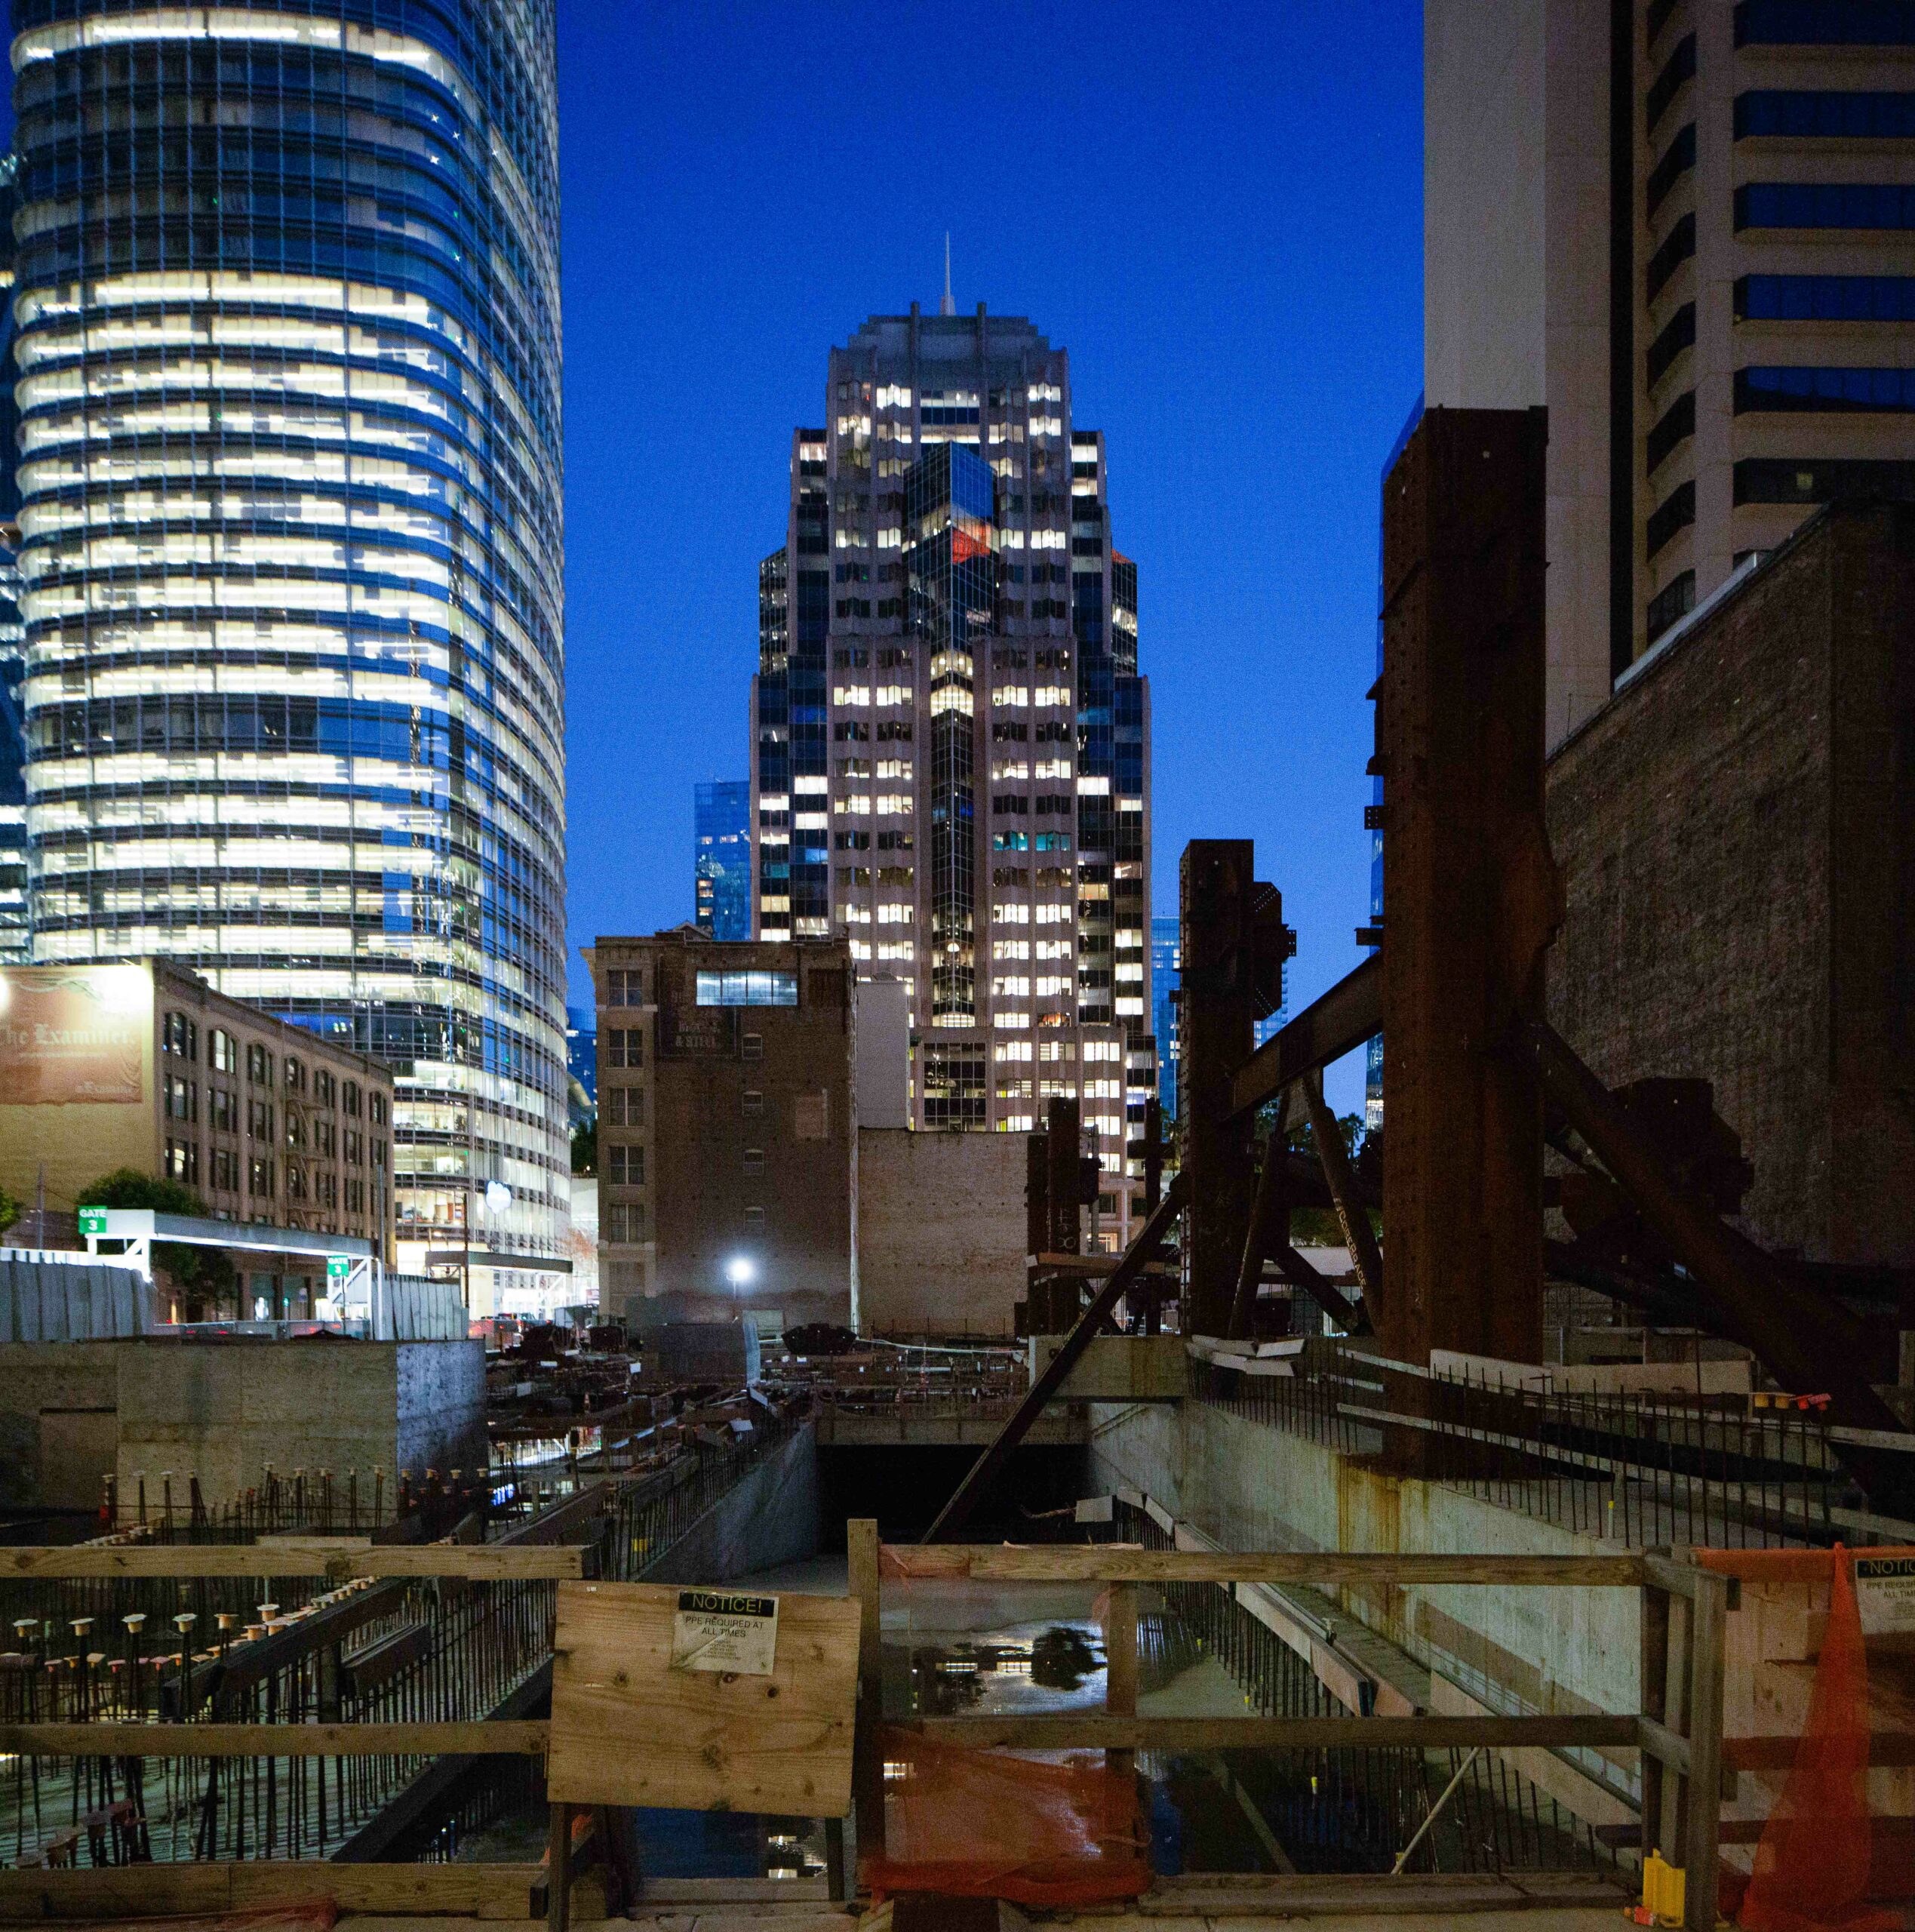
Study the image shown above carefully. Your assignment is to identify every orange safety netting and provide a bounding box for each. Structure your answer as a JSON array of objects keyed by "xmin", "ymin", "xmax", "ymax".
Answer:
[
  {"xmin": 1699, "ymin": 1545, "xmax": 1904, "ymax": 1932},
  {"xmin": 859, "ymin": 1725, "xmax": 1151, "ymax": 1906}
]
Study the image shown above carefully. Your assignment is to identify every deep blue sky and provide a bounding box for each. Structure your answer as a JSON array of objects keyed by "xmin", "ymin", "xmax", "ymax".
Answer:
[{"xmin": 563, "ymin": 2, "xmax": 1424, "ymax": 1114}]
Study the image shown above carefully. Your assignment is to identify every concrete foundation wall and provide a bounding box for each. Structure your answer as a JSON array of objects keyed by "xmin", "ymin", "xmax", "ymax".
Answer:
[
  {"xmin": 855, "ymin": 1128, "xmax": 1025, "ymax": 1337},
  {"xmin": 0, "ymin": 1338, "xmax": 484, "ymax": 1515},
  {"xmin": 1086, "ymin": 1398, "xmax": 1640, "ymax": 1804},
  {"xmin": 640, "ymin": 1423, "xmax": 819, "ymax": 1584}
]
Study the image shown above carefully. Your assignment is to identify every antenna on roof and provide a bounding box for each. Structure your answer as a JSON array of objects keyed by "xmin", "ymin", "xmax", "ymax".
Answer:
[{"xmin": 940, "ymin": 232, "xmax": 954, "ymax": 316}]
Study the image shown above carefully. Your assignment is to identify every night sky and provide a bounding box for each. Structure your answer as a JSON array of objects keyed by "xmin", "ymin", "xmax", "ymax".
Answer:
[{"xmin": 558, "ymin": 1, "xmax": 1424, "ymax": 1112}]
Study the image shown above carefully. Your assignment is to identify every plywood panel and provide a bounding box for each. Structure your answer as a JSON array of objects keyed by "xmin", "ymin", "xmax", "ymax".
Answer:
[{"xmin": 547, "ymin": 1579, "xmax": 858, "ymax": 1817}]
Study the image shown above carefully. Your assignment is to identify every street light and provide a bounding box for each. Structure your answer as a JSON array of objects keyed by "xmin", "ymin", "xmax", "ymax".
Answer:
[{"xmin": 724, "ymin": 1256, "xmax": 755, "ymax": 1291}]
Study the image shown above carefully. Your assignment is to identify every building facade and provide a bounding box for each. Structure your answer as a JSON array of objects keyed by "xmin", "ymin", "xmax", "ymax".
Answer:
[
  {"xmin": 0, "ymin": 959, "xmax": 395, "ymax": 1294},
  {"xmin": 1425, "ymin": 0, "xmax": 1915, "ymax": 741},
  {"xmin": 694, "ymin": 780, "xmax": 752, "ymax": 940},
  {"xmin": 749, "ymin": 306, "xmax": 1154, "ymax": 1241},
  {"xmin": 1149, "ymin": 915, "xmax": 1179, "ymax": 1121},
  {"xmin": 586, "ymin": 931, "xmax": 853, "ymax": 1330},
  {"xmin": 8, "ymin": 1, "xmax": 570, "ymax": 1308}
]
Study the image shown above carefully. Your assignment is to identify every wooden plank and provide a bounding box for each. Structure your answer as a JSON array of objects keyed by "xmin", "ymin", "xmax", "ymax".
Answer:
[
  {"xmin": 0, "ymin": 1863, "xmax": 543, "ymax": 1921},
  {"xmin": 951, "ymin": 1546, "xmax": 1643, "ymax": 1586},
  {"xmin": 1641, "ymin": 1564, "xmax": 1671, "ymax": 1872},
  {"xmin": 0, "ymin": 1543, "xmax": 582, "ymax": 1580},
  {"xmin": 1139, "ymin": 1869, "xmax": 1626, "ymax": 1915},
  {"xmin": 0, "ymin": 1720, "xmax": 549, "ymax": 1758},
  {"xmin": 1683, "ymin": 1567, "xmax": 1728, "ymax": 1932},
  {"xmin": 847, "ymin": 1516, "xmax": 885, "ymax": 1860},
  {"xmin": 908, "ymin": 1713, "xmax": 1638, "ymax": 1750},
  {"xmin": 546, "ymin": 1579, "xmax": 859, "ymax": 1818}
]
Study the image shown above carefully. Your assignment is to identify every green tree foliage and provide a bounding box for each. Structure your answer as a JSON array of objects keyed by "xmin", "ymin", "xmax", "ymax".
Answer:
[
  {"xmin": 571, "ymin": 1118, "xmax": 598, "ymax": 1177},
  {"xmin": 78, "ymin": 1168, "xmax": 235, "ymax": 1299},
  {"xmin": 1247, "ymin": 1106, "xmax": 1382, "ymax": 1247}
]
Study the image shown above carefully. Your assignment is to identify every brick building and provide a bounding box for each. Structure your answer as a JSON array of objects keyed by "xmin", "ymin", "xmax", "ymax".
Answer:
[
  {"xmin": 586, "ymin": 930, "xmax": 853, "ymax": 1331},
  {"xmin": 0, "ymin": 959, "xmax": 396, "ymax": 1312},
  {"xmin": 1546, "ymin": 499, "xmax": 1915, "ymax": 1269}
]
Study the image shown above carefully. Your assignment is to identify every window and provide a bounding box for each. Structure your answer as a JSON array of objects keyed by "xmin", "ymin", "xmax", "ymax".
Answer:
[
  {"xmin": 370, "ymin": 1094, "xmax": 387, "ymax": 1125},
  {"xmin": 283, "ymin": 1057, "xmax": 304, "ymax": 1094},
  {"xmin": 1647, "ymin": 304, "xmax": 1696, "ymax": 390},
  {"xmin": 742, "ymin": 1147, "xmax": 766, "ymax": 1176},
  {"xmin": 313, "ymin": 1069, "xmax": 336, "ymax": 1108},
  {"xmin": 346, "ymin": 1177, "xmax": 366, "ymax": 1214},
  {"xmin": 1734, "ymin": 455, "xmax": 1915, "ymax": 503},
  {"xmin": 247, "ymin": 1042, "xmax": 272, "ymax": 1086},
  {"xmin": 209, "ymin": 1087, "xmax": 238, "ymax": 1133},
  {"xmin": 607, "ymin": 1088, "xmax": 644, "ymax": 1128},
  {"xmin": 1737, "ymin": 183, "xmax": 1915, "ymax": 230},
  {"xmin": 314, "ymin": 1118, "xmax": 337, "ymax": 1157},
  {"xmin": 165, "ymin": 1074, "xmax": 197, "ymax": 1124},
  {"xmin": 211, "ymin": 1029, "xmax": 236, "ymax": 1074},
  {"xmin": 285, "ymin": 1112, "xmax": 306, "ymax": 1149},
  {"xmin": 345, "ymin": 1130, "xmax": 364, "ymax": 1165},
  {"xmin": 343, "ymin": 1081, "xmax": 362, "ymax": 1117},
  {"xmin": 606, "ymin": 967, "xmax": 642, "ymax": 1006},
  {"xmin": 1737, "ymin": 89, "xmax": 1915, "ymax": 139},
  {"xmin": 1647, "ymin": 123, "xmax": 1695, "ymax": 217},
  {"xmin": 742, "ymin": 1032, "xmax": 764, "ymax": 1060},
  {"xmin": 1646, "ymin": 569, "xmax": 1696, "ymax": 645},
  {"xmin": 608, "ymin": 1145, "xmax": 644, "ymax": 1186},
  {"xmin": 1647, "ymin": 389, "xmax": 1695, "ymax": 472},
  {"xmin": 1646, "ymin": 480, "xmax": 1697, "ymax": 558},
  {"xmin": 248, "ymin": 1156, "xmax": 275, "ymax": 1197},
  {"xmin": 247, "ymin": 1098, "xmax": 273, "ymax": 1140},
  {"xmin": 744, "ymin": 1206, "xmax": 766, "ymax": 1229},
  {"xmin": 1646, "ymin": 213, "xmax": 1696, "ymax": 301},
  {"xmin": 606, "ymin": 1201, "xmax": 644, "ymax": 1244},
  {"xmin": 164, "ymin": 1140, "xmax": 198, "ymax": 1184},
  {"xmin": 162, "ymin": 1011, "xmax": 197, "ymax": 1061},
  {"xmin": 211, "ymin": 1147, "xmax": 239, "ymax": 1192},
  {"xmin": 742, "ymin": 1089, "xmax": 764, "ymax": 1115},
  {"xmin": 607, "ymin": 1027, "xmax": 644, "ymax": 1068},
  {"xmin": 1738, "ymin": 272, "xmax": 1915, "ymax": 321},
  {"xmin": 695, "ymin": 971, "xmax": 798, "ymax": 1006},
  {"xmin": 1736, "ymin": 365, "xmax": 1915, "ymax": 411},
  {"xmin": 1646, "ymin": 34, "xmax": 1695, "ymax": 131},
  {"xmin": 1735, "ymin": 1, "xmax": 1915, "ymax": 48}
]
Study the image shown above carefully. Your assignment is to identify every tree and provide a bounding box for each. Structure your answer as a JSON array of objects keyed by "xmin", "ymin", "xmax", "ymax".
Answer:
[
  {"xmin": 571, "ymin": 1118, "xmax": 598, "ymax": 1177},
  {"xmin": 78, "ymin": 1168, "xmax": 235, "ymax": 1304},
  {"xmin": 1262, "ymin": 1108, "xmax": 1382, "ymax": 1247},
  {"xmin": 0, "ymin": 1183, "xmax": 21, "ymax": 1239}
]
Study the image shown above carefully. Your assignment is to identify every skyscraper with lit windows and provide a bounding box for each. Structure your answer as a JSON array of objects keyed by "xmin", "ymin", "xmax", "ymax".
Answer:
[
  {"xmin": 694, "ymin": 780, "xmax": 752, "ymax": 941},
  {"xmin": 9, "ymin": 0, "xmax": 570, "ymax": 1296},
  {"xmin": 750, "ymin": 305, "xmax": 1154, "ymax": 1238}
]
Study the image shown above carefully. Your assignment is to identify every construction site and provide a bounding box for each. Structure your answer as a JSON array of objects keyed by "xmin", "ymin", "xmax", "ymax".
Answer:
[{"xmin": 1, "ymin": 414, "xmax": 1910, "ymax": 1932}]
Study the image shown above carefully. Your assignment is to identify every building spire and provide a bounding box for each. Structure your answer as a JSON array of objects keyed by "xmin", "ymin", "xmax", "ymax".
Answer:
[{"xmin": 940, "ymin": 232, "xmax": 954, "ymax": 315}]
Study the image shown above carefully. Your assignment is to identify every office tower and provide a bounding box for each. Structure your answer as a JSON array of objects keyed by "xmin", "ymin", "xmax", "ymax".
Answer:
[
  {"xmin": 0, "ymin": 153, "xmax": 26, "ymax": 964},
  {"xmin": 10, "ymin": 2, "xmax": 569, "ymax": 1301},
  {"xmin": 751, "ymin": 307, "xmax": 1154, "ymax": 1235},
  {"xmin": 1425, "ymin": 0, "xmax": 1915, "ymax": 744},
  {"xmin": 694, "ymin": 780, "xmax": 753, "ymax": 940},
  {"xmin": 1150, "ymin": 915, "xmax": 1180, "ymax": 1121}
]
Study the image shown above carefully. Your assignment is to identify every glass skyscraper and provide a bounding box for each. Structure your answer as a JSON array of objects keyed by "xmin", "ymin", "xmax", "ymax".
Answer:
[
  {"xmin": 1149, "ymin": 914, "xmax": 1179, "ymax": 1122},
  {"xmin": 693, "ymin": 780, "xmax": 752, "ymax": 941},
  {"xmin": 9, "ymin": 1, "xmax": 570, "ymax": 1295},
  {"xmin": 751, "ymin": 306, "xmax": 1154, "ymax": 1238}
]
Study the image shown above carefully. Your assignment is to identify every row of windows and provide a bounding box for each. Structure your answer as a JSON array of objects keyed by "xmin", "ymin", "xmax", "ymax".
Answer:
[
  {"xmin": 1736, "ymin": 90, "xmax": 1915, "ymax": 140},
  {"xmin": 1733, "ymin": 455, "xmax": 1915, "ymax": 502},
  {"xmin": 1736, "ymin": 181, "xmax": 1915, "ymax": 230},
  {"xmin": 694, "ymin": 971, "xmax": 798, "ymax": 1008},
  {"xmin": 1735, "ymin": 0, "xmax": 1915, "ymax": 48},
  {"xmin": 161, "ymin": 1008, "xmax": 383, "ymax": 1117},
  {"xmin": 1736, "ymin": 273, "xmax": 1915, "ymax": 321},
  {"xmin": 1737, "ymin": 364, "xmax": 1915, "ymax": 411}
]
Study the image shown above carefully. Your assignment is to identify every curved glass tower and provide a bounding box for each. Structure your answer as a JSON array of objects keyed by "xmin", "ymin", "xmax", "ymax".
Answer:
[{"xmin": 9, "ymin": 1, "xmax": 569, "ymax": 1292}]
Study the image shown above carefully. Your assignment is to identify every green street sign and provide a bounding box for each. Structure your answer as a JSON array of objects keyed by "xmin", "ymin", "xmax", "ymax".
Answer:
[
  {"xmin": 326, "ymin": 1254, "xmax": 352, "ymax": 1280},
  {"xmin": 78, "ymin": 1206, "xmax": 108, "ymax": 1237}
]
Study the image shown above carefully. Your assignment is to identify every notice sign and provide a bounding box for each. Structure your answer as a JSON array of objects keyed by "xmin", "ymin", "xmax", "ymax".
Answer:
[
  {"xmin": 1856, "ymin": 1555, "xmax": 1915, "ymax": 1635},
  {"xmin": 670, "ymin": 1589, "xmax": 779, "ymax": 1676}
]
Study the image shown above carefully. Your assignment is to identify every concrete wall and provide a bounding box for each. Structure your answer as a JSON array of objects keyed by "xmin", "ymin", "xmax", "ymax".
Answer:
[
  {"xmin": 855, "ymin": 1128, "xmax": 1026, "ymax": 1337},
  {"xmin": 0, "ymin": 1343, "xmax": 120, "ymax": 1510},
  {"xmin": 1087, "ymin": 1397, "xmax": 1640, "ymax": 1809},
  {"xmin": 1547, "ymin": 503, "xmax": 1915, "ymax": 1269},
  {"xmin": 0, "ymin": 1338, "xmax": 484, "ymax": 1515},
  {"xmin": 640, "ymin": 1423, "xmax": 819, "ymax": 1583}
]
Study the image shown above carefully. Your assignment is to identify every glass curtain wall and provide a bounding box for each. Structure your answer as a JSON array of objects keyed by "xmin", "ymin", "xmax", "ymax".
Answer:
[{"xmin": 9, "ymin": 1, "xmax": 570, "ymax": 1284}]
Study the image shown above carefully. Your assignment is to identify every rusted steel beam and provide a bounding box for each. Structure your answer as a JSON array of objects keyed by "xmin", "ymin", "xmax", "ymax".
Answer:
[
  {"xmin": 1305, "ymin": 1070, "xmax": 1385, "ymax": 1318},
  {"xmin": 1520, "ymin": 1017, "xmax": 1914, "ymax": 1511},
  {"xmin": 1271, "ymin": 1244, "xmax": 1366, "ymax": 1334},
  {"xmin": 1228, "ymin": 1130, "xmax": 1293, "ymax": 1339},
  {"xmin": 1046, "ymin": 1095, "xmax": 1083, "ymax": 1257},
  {"xmin": 1228, "ymin": 955, "xmax": 1382, "ymax": 1121},
  {"xmin": 1375, "ymin": 407, "xmax": 1555, "ymax": 1368},
  {"xmin": 922, "ymin": 1173, "xmax": 1187, "ymax": 1544}
]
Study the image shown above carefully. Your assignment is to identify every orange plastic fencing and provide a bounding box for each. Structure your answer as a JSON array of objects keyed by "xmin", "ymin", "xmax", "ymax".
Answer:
[
  {"xmin": 1701, "ymin": 1545, "xmax": 1905, "ymax": 1931},
  {"xmin": 859, "ymin": 1726, "xmax": 1150, "ymax": 1906}
]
